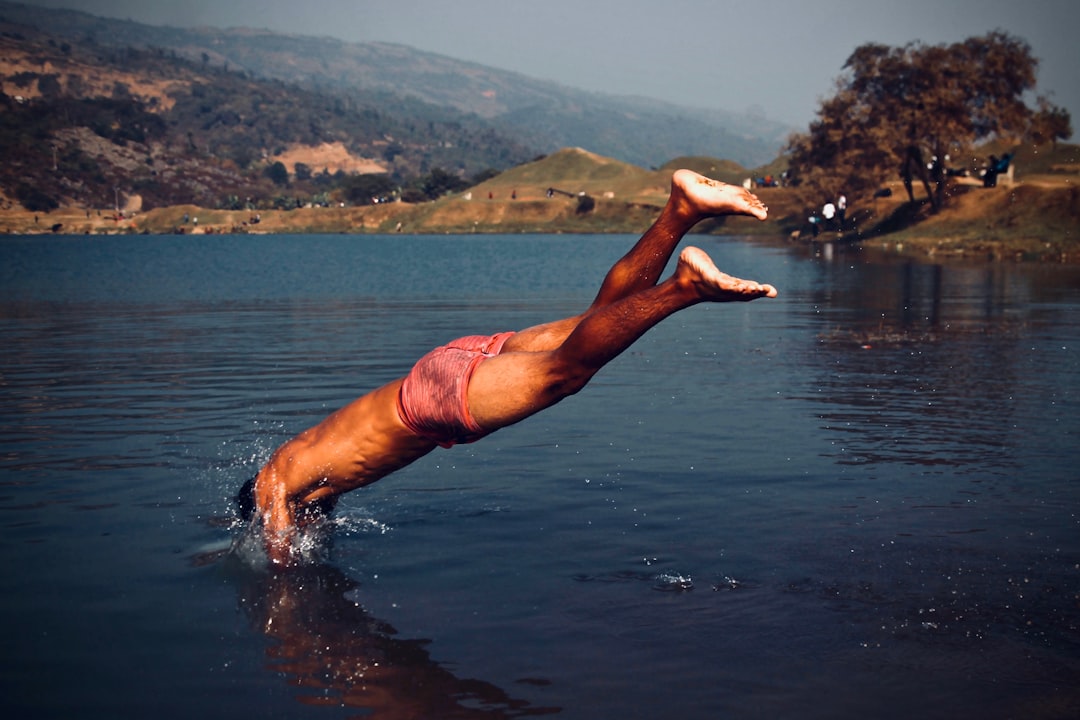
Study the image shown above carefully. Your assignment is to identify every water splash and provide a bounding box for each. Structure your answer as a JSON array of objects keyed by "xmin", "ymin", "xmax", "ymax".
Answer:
[
  {"xmin": 654, "ymin": 572, "xmax": 694, "ymax": 592},
  {"xmin": 226, "ymin": 505, "xmax": 392, "ymax": 569}
]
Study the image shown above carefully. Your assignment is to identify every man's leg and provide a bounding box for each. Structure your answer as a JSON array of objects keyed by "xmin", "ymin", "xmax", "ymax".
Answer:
[
  {"xmin": 466, "ymin": 246, "xmax": 777, "ymax": 431},
  {"xmin": 587, "ymin": 169, "xmax": 768, "ymax": 308},
  {"xmin": 503, "ymin": 170, "xmax": 768, "ymax": 353}
]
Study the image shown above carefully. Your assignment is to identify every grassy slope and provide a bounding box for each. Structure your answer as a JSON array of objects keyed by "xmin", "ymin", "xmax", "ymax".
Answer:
[{"xmin": 868, "ymin": 182, "xmax": 1079, "ymax": 260}]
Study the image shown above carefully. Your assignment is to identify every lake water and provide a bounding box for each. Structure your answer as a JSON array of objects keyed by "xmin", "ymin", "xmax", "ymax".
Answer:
[{"xmin": 2, "ymin": 233, "xmax": 1078, "ymax": 719}]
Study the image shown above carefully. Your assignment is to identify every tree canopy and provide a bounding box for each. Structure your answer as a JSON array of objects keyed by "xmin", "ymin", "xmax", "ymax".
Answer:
[{"xmin": 785, "ymin": 31, "xmax": 1072, "ymax": 212}]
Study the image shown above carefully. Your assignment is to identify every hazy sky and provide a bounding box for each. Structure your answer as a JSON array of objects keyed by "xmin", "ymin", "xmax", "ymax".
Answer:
[{"xmin": 19, "ymin": 0, "xmax": 1080, "ymax": 127}]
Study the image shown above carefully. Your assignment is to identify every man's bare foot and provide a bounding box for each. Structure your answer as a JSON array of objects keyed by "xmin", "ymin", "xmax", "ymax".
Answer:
[
  {"xmin": 675, "ymin": 246, "xmax": 778, "ymax": 301},
  {"xmin": 671, "ymin": 169, "xmax": 768, "ymax": 221}
]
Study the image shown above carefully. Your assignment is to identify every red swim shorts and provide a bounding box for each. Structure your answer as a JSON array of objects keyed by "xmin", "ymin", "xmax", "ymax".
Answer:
[{"xmin": 396, "ymin": 332, "xmax": 515, "ymax": 447}]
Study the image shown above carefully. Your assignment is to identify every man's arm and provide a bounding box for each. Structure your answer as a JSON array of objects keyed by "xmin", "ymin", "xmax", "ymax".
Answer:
[{"xmin": 252, "ymin": 378, "xmax": 438, "ymax": 564}]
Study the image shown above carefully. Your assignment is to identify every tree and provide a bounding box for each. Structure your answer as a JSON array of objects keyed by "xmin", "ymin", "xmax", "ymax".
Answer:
[
  {"xmin": 1029, "ymin": 98, "xmax": 1073, "ymax": 149},
  {"xmin": 412, "ymin": 167, "xmax": 468, "ymax": 201},
  {"xmin": 265, "ymin": 160, "xmax": 289, "ymax": 186},
  {"xmin": 15, "ymin": 182, "xmax": 58, "ymax": 212},
  {"xmin": 786, "ymin": 32, "xmax": 1066, "ymax": 212},
  {"xmin": 37, "ymin": 74, "xmax": 62, "ymax": 98},
  {"xmin": 341, "ymin": 173, "xmax": 395, "ymax": 205}
]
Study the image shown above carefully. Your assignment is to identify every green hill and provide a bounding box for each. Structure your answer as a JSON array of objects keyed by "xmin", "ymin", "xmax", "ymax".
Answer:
[{"xmin": 484, "ymin": 148, "xmax": 660, "ymax": 193}]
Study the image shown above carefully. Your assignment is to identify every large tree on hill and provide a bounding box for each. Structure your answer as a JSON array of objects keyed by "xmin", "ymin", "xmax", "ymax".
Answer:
[{"xmin": 786, "ymin": 31, "xmax": 1070, "ymax": 213}]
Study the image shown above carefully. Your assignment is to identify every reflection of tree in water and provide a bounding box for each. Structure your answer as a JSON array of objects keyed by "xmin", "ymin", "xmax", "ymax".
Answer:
[
  {"xmin": 797, "ymin": 261, "xmax": 1059, "ymax": 470},
  {"xmin": 228, "ymin": 558, "xmax": 558, "ymax": 718}
]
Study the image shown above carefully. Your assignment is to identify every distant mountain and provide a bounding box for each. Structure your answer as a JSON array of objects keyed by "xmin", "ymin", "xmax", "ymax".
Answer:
[
  {"xmin": 0, "ymin": 13, "xmax": 536, "ymax": 211},
  {"xmin": 0, "ymin": 1, "xmax": 790, "ymax": 169}
]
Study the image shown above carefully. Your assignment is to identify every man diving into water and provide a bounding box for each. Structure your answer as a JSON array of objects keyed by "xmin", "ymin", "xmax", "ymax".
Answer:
[{"xmin": 240, "ymin": 169, "xmax": 777, "ymax": 564}]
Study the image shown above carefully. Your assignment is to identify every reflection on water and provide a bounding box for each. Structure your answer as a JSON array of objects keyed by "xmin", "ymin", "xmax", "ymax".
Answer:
[
  {"xmin": 224, "ymin": 549, "xmax": 558, "ymax": 718},
  {"xmin": 807, "ymin": 319, "xmax": 1029, "ymax": 470},
  {"xmin": 789, "ymin": 247, "xmax": 1078, "ymax": 475}
]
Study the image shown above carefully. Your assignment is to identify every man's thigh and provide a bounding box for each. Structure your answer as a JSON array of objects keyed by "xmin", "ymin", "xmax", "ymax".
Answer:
[
  {"xmin": 501, "ymin": 314, "xmax": 583, "ymax": 354},
  {"xmin": 467, "ymin": 349, "xmax": 574, "ymax": 431}
]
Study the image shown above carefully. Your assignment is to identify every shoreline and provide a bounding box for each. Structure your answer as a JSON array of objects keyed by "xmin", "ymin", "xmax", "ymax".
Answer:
[{"xmin": 3, "ymin": 179, "xmax": 1076, "ymax": 263}]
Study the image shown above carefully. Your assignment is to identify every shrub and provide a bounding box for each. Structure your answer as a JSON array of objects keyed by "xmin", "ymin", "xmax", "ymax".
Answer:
[{"xmin": 16, "ymin": 182, "xmax": 59, "ymax": 212}]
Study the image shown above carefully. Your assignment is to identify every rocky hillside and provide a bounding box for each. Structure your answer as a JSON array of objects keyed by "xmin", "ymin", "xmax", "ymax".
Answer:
[
  {"xmin": 0, "ymin": 1, "xmax": 790, "ymax": 169},
  {"xmin": 0, "ymin": 21, "xmax": 535, "ymax": 212}
]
